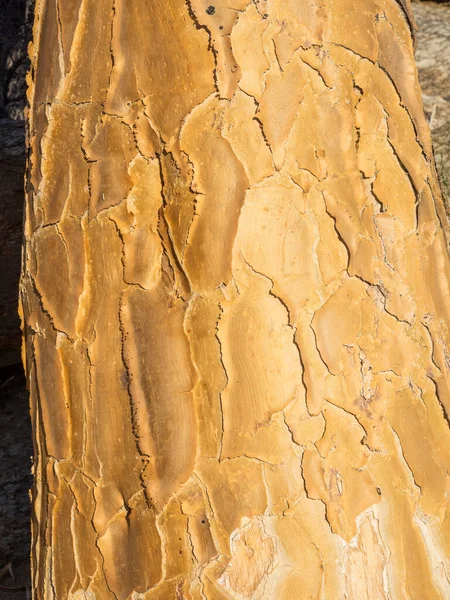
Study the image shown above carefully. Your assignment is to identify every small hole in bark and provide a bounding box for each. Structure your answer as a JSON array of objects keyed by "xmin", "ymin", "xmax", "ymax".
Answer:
[
  {"xmin": 201, "ymin": 519, "xmax": 206, "ymax": 524},
  {"xmin": 219, "ymin": 25, "xmax": 223, "ymax": 30},
  {"xmin": 206, "ymin": 5, "xmax": 215, "ymax": 15},
  {"xmin": 376, "ymin": 487, "xmax": 382, "ymax": 495}
]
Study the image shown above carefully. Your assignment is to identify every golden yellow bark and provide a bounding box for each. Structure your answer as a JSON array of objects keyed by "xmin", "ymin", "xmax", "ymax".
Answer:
[{"xmin": 21, "ymin": 0, "xmax": 450, "ymax": 598}]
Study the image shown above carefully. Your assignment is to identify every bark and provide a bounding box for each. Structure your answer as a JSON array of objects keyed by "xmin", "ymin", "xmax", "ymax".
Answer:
[{"xmin": 21, "ymin": 0, "xmax": 450, "ymax": 598}]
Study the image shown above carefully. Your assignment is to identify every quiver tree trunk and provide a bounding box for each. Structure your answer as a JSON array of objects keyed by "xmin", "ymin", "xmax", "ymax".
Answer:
[{"xmin": 20, "ymin": 0, "xmax": 450, "ymax": 598}]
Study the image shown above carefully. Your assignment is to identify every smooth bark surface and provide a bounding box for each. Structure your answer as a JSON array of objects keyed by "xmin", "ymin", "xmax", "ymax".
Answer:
[{"xmin": 21, "ymin": 0, "xmax": 450, "ymax": 598}]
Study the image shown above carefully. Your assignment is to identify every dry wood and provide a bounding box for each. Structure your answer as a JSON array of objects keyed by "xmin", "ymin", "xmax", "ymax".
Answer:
[{"xmin": 21, "ymin": 0, "xmax": 450, "ymax": 598}]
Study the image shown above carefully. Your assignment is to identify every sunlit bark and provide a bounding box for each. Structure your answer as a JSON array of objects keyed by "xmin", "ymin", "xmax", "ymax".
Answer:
[{"xmin": 21, "ymin": 0, "xmax": 450, "ymax": 598}]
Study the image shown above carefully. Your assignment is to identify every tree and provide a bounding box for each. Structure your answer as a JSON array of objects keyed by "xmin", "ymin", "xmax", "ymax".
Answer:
[{"xmin": 20, "ymin": 0, "xmax": 450, "ymax": 598}]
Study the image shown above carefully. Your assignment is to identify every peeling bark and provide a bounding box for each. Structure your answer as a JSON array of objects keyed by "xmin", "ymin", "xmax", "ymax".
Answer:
[{"xmin": 21, "ymin": 0, "xmax": 450, "ymax": 598}]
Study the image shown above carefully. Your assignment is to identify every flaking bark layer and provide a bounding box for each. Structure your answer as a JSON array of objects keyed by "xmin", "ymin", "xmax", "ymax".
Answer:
[{"xmin": 21, "ymin": 0, "xmax": 450, "ymax": 598}]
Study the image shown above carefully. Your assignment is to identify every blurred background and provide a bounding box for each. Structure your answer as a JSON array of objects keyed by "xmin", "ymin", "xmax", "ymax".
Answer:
[{"xmin": 0, "ymin": 1, "xmax": 448, "ymax": 597}]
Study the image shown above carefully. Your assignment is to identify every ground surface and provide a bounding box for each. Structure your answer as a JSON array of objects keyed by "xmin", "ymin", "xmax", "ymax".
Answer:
[
  {"xmin": 414, "ymin": 1, "xmax": 450, "ymax": 199},
  {"xmin": 0, "ymin": 2, "xmax": 449, "ymax": 598}
]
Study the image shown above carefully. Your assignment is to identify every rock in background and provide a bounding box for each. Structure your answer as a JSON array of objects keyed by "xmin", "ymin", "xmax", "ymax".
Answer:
[
  {"xmin": 0, "ymin": 0, "xmax": 34, "ymax": 369},
  {"xmin": 0, "ymin": 120, "xmax": 25, "ymax": 369},
  {"xmin": 0, "ymin": 3, "xmax": 34, "ymax": 598},
  {"xmin": 0, "ymin": 0, "xmax": 34, "ymax": 120},
  {"xmin": 413, "ymin": 0, "xmax": 450, "ymax": 200}
]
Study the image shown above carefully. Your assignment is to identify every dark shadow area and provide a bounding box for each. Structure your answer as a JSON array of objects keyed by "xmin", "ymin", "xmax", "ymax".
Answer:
[
  {"xmin": 0, "ymin": 0, "xmax": 34, "ymax": 120},
  {"xmin": 0, "ymin": 364, "xmax": 32, "ymax": 600},
  {"xmin": 0, "ymin": 1, "xmax": 34, "ymax": 597},
  {"xmin": 0, "ymin": 118, "xmax": 25, "ymax": 369}
]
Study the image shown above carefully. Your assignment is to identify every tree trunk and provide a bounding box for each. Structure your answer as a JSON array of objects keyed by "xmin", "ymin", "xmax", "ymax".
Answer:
[{"xmin": 21, "ymin": 0, "xmax": 450, "ymax": 598}]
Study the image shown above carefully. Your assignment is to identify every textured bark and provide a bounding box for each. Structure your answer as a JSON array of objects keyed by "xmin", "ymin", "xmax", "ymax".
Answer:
[{"xmin": 21, "ymin": 0, "xmax": 450, "ymax": 598}]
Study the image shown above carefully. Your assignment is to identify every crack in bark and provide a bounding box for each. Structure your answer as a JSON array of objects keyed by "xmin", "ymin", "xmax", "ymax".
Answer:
[
  {"xmin": 388, "ymin": 422, "xmax": 422, "ymax": 497},
  {"xmin": 116, "ymin": 294, "xmax": 155, "ymax": 513},
  {"xmin": 392, "ymin": 0, "xmax": 417, "ymax": 47},
  {"xmin": 156, "ymin": 151, "xmax": 192, "ymax": 299},
  {"xmin": 329, "ymin": 40, "xmax": 427, "ymax": 161},
  {"xmin": 426, "ymin": 374, "xmax": 450, "ymax": 432},
  {"xmin": 240, "ymin": 252, "xmax": 307, "ymax": 379},
  {"xmin": 184, "ymin": 0, "xmax": 220, "ymax": 95},
  {"xmin": 214, "ymin": 303, "xmax": 227, "ymax": 462}
]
